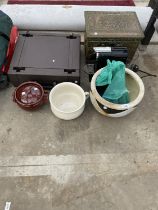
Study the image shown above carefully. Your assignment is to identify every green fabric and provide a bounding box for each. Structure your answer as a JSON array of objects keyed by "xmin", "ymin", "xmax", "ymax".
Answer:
[
  {"xmin": 96, "ymin": 60, "xmax": 129, "ymax": 104},
  {"xmin": 0, "ymin": 10, "xmax": 13, "ymax": 69}
]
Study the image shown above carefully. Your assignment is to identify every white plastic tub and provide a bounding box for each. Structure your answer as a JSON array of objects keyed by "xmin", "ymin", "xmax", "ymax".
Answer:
[{"xmin": 49, "ymin": 82, "xmax": 89, "ymax": 120}]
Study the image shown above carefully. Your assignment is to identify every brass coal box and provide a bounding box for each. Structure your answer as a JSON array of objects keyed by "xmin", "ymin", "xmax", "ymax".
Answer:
[{"xmin": 85, "ymin": 11, "xmax": 144, "ymax": 62}]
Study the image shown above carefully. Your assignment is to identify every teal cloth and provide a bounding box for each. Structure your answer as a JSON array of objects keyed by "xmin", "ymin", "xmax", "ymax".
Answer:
[{"xmin": 96, "ymin": 60, "xmax": 129, "ymax": 104}]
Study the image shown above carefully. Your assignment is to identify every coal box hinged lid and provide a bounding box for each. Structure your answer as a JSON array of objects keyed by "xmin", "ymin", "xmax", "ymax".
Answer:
[{"xmin": 85, "ymin": 11, "xmax": 144, "ymax": 40}]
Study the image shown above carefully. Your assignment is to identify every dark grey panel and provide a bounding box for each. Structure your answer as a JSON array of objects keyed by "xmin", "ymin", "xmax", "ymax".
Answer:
[
  {"xmin": 9, "ymin": 36, "xmax": 26, "ymax": 68},
  {"xmin": 69, "ymin": 37, "xmax": 80, "ymax": 69},
  {"xmin": 19, "ymin": 36, "xmax": 69, "ymax": 69}
]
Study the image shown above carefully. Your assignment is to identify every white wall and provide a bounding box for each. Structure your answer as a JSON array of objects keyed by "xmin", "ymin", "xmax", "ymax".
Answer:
[{"xmin": 0, "ymin": 5, "xmax": 153, "ymax": 31}]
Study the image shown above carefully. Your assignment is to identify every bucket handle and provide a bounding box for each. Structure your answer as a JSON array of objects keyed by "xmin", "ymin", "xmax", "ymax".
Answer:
[{"xmin": 85, "ymin": 92, "xmax": 89, "ymax": 100}]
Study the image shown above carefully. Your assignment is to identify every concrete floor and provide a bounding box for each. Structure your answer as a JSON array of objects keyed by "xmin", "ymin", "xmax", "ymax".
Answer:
[
  {"xmin": 0, "ymin": 1, "xmax": 158, "ymax": 209},
  {"xmin": 0, "ymin": 44, "xmax": 158, "ymax": 210}
]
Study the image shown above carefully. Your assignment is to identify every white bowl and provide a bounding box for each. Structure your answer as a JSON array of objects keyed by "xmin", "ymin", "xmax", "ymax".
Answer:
[{"xmin": 49, "ymin": 82, "xmax": 89, "ymax": 120}]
